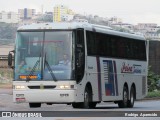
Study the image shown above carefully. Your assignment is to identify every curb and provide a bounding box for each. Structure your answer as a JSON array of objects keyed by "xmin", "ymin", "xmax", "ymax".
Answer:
[{"xmin": 140, "ymin": 97, "xmax": 160, "ymax": 101}]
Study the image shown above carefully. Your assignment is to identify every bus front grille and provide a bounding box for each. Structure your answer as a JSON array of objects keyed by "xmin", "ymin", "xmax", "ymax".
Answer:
[{"xmin": 28, "ymin": 85, "xmax": 56, "ymax": 89}]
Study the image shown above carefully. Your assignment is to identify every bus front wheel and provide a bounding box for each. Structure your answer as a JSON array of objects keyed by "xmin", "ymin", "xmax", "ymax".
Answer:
[
  {"xmin": 72, "ymin": 103, "xmax": 82, "ymax": 108},
  {"xmin": 29, "ymin": 103, "xmax": 41, "ymax": 108},
  {"xmin": 83, "ymin": 87, "xmax": 96, "ymax": 109},
  {"xmin": 82, "ymin": 87, "xmax": 90, "ymax": 108},
  {"xmin": 118, "ymin": 86, "xmax": 128, "ymax": 108}
]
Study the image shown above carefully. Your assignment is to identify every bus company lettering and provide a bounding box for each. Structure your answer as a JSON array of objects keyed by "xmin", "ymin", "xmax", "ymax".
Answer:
[
  {"xmin": 121, "ymin": 62, "xmax": 141, "ymax": 74},
  {"xmin": 121, "ymin": 63, "xmax": 132, "ymax": 73}
]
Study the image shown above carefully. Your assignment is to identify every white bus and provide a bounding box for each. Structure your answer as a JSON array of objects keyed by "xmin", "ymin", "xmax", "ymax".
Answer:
[{"xmin": 8, "ymin": 22, "xmax": 148, "ymax": 108}]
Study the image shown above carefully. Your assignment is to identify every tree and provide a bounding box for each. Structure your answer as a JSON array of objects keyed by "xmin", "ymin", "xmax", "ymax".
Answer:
[
  {"xmin": 148, "ymin": 66, "xmax": 160, "ymax": 92},
  {"xmin": 0, "ymin": 23, "xmax": 17, "ymax": 43}
]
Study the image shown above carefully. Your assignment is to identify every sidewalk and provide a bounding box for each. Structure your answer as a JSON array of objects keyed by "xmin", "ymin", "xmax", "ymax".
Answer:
[
  {"xmin": 0, "ymin": 83, "xmax": 12, "ymax": 94},
  {"xmin": 0, "ymin": 88, "xmax": 12, "ymax": 95}
]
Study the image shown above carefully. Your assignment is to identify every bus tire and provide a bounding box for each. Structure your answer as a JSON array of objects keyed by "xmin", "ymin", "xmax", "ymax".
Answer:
[
  {"xmin": 29, "ymin": 103, "xmax": 41, "ymax": 108},
  {"xmin": 83, "ymin": 87, "xmax": 90, "ymax": 108},
  {"xmin": 89, "ymin": 102, "xmax": 97, "ymax": 108},
  {"xmin": 72, "ymin": 103, "xmax": 82, "ymax": 108},
  {"xmin": 127, "ymin": 86, "xmax": 135, "ymax": 108},
  {"xmin": 82, "ymin": 87, "xmax": 94, "ymax": 109},
  {"xmin": 118, "ymin": 86, "xmax": 128, "ymax": 108}
]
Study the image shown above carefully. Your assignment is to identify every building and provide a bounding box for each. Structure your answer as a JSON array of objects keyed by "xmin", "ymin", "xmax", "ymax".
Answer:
[
  {"xmin": 18, "ymin": 8, "xmax": 36, "ymax": 20},
  {"xmin": 134, "ymin": 23, "xmax": 157, "ymax": 34},
  {"xmin": 73, "ymin": 18, "xmax": 88, "ymax": 23},
  {"xmin": 108, "ymin": 17, "xmax": 123, "ymax": 24},
  {"xmin": 53, "ymin": 5, "xmax": 74, "ymax": 22},
  {"xmin": 134, "ymin": 23, "xmax": 160, "ymax": 40},
  {"xmin": 111, "ymin": 23, "xmax": 134, "ymax": 31},
  {"xmin": 0, "ymin": 11, "xmax": 20, "ymax": 23},
  {"xmin": 145, "ymin": 32, "xmax": 160, "ymax": 40},
  {"xmin": 136, "ymin": 23, "xmax": 157, "ymax": 29}
]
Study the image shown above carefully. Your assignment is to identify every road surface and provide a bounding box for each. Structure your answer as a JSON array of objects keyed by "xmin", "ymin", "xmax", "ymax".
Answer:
[{"xmin": 0, "ymin": 89, "xmax": 160, "ymax": 119}]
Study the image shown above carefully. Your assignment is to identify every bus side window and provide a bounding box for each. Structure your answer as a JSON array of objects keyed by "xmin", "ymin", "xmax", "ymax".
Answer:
[{"xmin": 117, "ymin": 39, "xmax": 124, "ymax": 58}]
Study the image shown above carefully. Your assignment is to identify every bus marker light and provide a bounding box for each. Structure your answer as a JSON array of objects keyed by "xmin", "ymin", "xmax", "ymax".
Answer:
[{"xmin": 19, "ymin": 75, "xmax": 37, "ymax": 80}]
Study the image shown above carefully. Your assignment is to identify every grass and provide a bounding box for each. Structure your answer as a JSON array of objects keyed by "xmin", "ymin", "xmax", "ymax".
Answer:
[{"xmin": 146, "ymin": 90, "xmax": 160, "ymax": 98}]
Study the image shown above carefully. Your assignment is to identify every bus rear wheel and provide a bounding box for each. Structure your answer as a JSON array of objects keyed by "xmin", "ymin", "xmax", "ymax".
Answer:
[
  {"xmin": 29, "ymin": 103, "xmax": 41, "ymax": 108},
  {"xmin": 118, "ymin": 86, "xmax": 128, "ymax": 108},
  {"xmin": 127, "ymin": 86, "xmax": 135, "ymax": 108}
]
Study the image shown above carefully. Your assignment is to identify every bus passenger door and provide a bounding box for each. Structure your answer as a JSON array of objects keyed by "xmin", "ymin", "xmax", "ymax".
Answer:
[
  {"xmin": 75, "ymin": 29, "xmax": 85, "ymax": 83},
  {"xmin": 75, "ymin": 29, "xmax": 85, "ymax": 102}
]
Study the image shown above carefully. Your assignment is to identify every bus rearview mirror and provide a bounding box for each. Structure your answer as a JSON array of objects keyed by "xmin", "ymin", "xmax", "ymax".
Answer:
[
  {"xmin": 8, "ymin": 50, "xmax": 15, "ymax": 69},
  {"xmin": 8, "ymin": 53, "xmax": 12, "ymax": 67}
]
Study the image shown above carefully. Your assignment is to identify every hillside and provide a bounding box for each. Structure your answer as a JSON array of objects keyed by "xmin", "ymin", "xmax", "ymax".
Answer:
[{"xmin": 0, "ymin": 23, "xmax": 17, "ymax": 45}]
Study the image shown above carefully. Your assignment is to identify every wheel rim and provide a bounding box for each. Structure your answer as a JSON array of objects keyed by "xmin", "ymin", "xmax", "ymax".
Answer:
[
  {"xmin": 84, "ymin": 91, "xmax": 89, "ymax": 108},
  {"xmin": 124, "ymin": 88, "xmax": 128, "ymax": 105},
  {"xmin": 130, "ymin": 89, "xmax": 134, "ymax": 104}
]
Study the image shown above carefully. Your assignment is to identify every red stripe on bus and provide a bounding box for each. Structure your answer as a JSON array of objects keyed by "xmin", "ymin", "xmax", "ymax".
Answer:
[
  {"xmin": 96, "ymin": 56, "xmax": 102, "ymax": 101},
  {"xmin": 113, "ymin": 61, "xmax": 118, "ymax": 96}
]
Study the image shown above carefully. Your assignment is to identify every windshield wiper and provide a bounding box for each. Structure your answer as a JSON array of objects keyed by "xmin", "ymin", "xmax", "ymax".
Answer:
[
  {"xmin": 44, "ymin": 53, "xmax": 57, "ymax": 82},
  {"xmin": 26, "ymin": 53, "xmax": 41, "ymax": 82},
  {"xmin": 26, "ymin": 59, "xmax": 40, "ymax": 82},
  {"xmin": 26, "ymin": 52, "xmax": 57, "ymax": 82}
]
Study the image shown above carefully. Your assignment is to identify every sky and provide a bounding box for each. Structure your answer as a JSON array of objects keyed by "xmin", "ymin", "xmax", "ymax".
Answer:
[{"xmin": 0, "ymin": 0, "xmax": 160, "ymax": 25}]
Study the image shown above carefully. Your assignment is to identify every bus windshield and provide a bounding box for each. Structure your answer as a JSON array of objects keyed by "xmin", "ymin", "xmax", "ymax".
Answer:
[{"xmin": 15, "ymin": 31, "xmax": 75, "ymax": 81}]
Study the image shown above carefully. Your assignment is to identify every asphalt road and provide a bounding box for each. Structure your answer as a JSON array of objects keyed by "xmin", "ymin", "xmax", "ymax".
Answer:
[{"xmin": 0, "ymin": 89, "xmax": 160, "ymax": 119}]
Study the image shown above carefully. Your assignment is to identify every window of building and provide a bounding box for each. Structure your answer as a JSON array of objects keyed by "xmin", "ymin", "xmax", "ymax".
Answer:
[
  {"xmin": 8, "ymin": 13, "xmax": 11, "ymax": 19},
  {"xmin": 0, "ymin": 13, "xmax": 2, "ymax": 19}
]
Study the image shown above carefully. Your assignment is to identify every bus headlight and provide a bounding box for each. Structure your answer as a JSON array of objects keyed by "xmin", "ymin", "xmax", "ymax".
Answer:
[{"xmin": 14, "ymin": 85, "xmax": 26, "ymax": 90}]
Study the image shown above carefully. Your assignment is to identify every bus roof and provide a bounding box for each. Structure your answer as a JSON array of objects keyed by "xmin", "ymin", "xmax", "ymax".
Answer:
[{"xmin": 18, "ymin": 22, "xmax": 145, "ymax": 40}]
